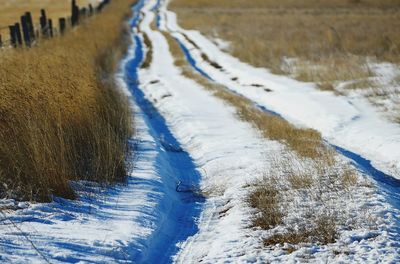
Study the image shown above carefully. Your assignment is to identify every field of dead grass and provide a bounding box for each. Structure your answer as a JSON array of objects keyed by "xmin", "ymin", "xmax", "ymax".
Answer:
[
  {"xmin": 0, "ymin": 0, "xmax": 134, "ymax": 201},
  {"xmin": 170, "ymin": 0, "xmax": 400, "ymax": 92}
]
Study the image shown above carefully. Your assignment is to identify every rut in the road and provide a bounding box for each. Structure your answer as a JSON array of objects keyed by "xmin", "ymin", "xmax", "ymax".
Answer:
[{"xmin": 124, "ymin": 3, "xmax": 205, "ymax": 262}]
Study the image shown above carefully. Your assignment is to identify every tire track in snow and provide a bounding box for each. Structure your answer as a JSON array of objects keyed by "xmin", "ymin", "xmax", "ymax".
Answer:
[
  {"xmin": 135, "ymin": 1, "xmax": 274, "ymax": 262},
  {"xmin": 123, "ymin": 1, "xmax": 206, "ymax": 263}
]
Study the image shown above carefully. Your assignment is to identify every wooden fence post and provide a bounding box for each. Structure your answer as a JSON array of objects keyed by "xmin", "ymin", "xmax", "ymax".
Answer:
[
  {"xmin": 9, "ymin": 25, "xmax": 17, "ymax": 47},
  {"xmin": 14, "ymin": 23, "xmax": 23, "ymax": 46},
  {"xmin": 2, "ymin": 0, "xmax": 107, "ymax": 48},
  {"xmin": 71, "ymin": 0, "xmax": 80, "ymax": 26},
  {"xmin": 40, "ymin": 9, "xmax": 47, "ymax": 37},
  {"xmin": 48, "ymin": 19, "xmax": 53, "ymax": 37},
  {"xmin": 59, "ymin": 18, "xmax": 66, "ymax": 35},
  {"xmin": 21, "ymin": 15, "xmax": 31, "ymax": 46},
  {"xmin": 25, "ymin": 12, "xmax": 35, "ymax": 40},
  {"xmin": 89, "ymin": 4, "xmax": 94, "ymax": 16},
  {"xmin": 97, "ymin": 1, "xmax": 104, "ymax": 12}
]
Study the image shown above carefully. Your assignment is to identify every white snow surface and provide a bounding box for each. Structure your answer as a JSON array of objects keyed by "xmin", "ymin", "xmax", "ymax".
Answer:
[{"xmin": 161, "ymin": 5, "xmax": 400, "ymax": 179}]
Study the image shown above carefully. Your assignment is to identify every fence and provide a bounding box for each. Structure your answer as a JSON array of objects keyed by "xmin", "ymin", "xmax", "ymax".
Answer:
[{"xmin": 0, "ymin": 0, "xmax": 110, "ymax": 48}]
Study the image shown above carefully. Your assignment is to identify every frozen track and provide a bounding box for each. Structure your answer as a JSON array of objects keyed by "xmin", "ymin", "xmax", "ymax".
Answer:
[{"xmin": 123, "ymin": 32, "xmax": 204, "ymax": 263}]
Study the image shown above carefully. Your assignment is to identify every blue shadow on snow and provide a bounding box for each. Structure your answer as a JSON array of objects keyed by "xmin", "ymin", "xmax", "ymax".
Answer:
[{"xmin": 123, "ymin": 20, "xmax": 205, "ymax": 263}]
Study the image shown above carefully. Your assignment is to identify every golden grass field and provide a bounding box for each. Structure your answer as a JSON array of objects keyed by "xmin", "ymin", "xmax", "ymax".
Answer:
[
  {"xmin": 170, "ymin": 0, "xmax": 400, "ymax": 91},
  {"xmin": 0, "ymin": 0, "xmax": 133, "ymax": 201},
  {"xmin": 0, "ymin": 0, "xmax": 99, "ymax": 41}
]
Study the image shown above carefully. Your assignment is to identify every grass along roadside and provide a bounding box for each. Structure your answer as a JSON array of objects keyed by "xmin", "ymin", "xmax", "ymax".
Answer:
[
  {"xmin": 161, "ymin": 29, "xmax": 379, "ymax": 251},
  {"xmin": 170, "ymin": 0, "xmax": 400, "ymax": 120},
  {"xmin": 0, "ymin": 0, "xmax": 135, "ymax": 202}
]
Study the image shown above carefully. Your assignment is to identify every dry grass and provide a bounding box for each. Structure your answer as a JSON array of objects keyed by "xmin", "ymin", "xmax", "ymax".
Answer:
[
  {"xmin": 249, "ymin": 154, "xmax": 359, "ymax": 248},
  {"xmin": 0, "ymin": 0, "xmax": 134, "ymax": 201},
  {"xmin": 264, "ymin": 213, "xmax": 337, "ymax": 246},
  {"xmin": 248, "ymin": 177, "xmax": 283, "ymax": 229},
  {"xmin": 292, "ymin": 55, "xmax": 374, "ymax": 91},
  {"xmin": 170, "ymin": 0, "xmax": 400, "ymax": 91},
  {"xmin": 141, "ymin": 32, "xmax": 153, "ymax": 68}
]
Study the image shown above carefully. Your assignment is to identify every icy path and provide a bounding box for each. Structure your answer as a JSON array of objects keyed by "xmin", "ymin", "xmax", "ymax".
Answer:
[
  {"xmin": 123, "ymin": 34, "xmax": 205, "ymax": 264},
  {"xmin": 136, "ymin": 1, "xmax": 272, "ymax": 261}
]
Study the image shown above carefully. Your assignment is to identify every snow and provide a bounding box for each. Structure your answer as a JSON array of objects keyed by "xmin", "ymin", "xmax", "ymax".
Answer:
[{"xmin": 162, "ymin": 7, "xmax": 400, "ymax": 180}]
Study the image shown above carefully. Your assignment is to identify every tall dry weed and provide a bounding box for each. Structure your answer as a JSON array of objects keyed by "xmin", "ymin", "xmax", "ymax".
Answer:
[{"xmin": 0, "ymin": 0, "xmax": 134, "ymax": 201}]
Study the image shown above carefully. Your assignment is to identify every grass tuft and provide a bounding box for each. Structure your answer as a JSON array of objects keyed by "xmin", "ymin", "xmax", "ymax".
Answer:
[
  {"xmin": 248, "ymin": 177, "xmax": 283, "ymax": 229},
  {"xmin": 141, "ymin": 32, "xmax": 153, "ymax": 68}
]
